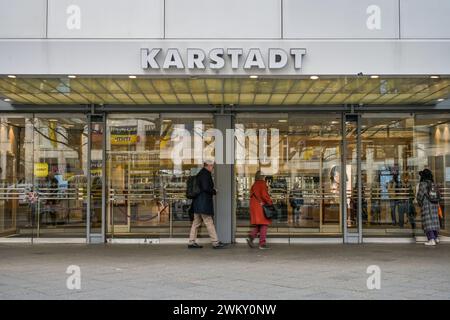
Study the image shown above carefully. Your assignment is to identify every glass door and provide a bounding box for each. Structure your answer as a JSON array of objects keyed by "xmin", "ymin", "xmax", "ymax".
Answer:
[
  {"xmin": 106, "ymin": 113, "xmax": 214, "ymax": 239},
  {"xmin": 32, "ymin": 114, "xmax": 88, "ymax": 238},
  {"xmin": 234, "ymin": 113, "xmax": 343, "ymax": 239},
  {"xmin": 360, "ymin": 113, "xmax": 450, "ymax": 238},
  {"xmin": 106, "ymin": 114, "xmax": 160, "ymax": 236}
]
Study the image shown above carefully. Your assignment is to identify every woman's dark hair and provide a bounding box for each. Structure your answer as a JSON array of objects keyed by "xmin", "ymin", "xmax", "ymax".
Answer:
[{"xmin": 419, "ymin": 169, "xmax": 434, "ymax": 182}]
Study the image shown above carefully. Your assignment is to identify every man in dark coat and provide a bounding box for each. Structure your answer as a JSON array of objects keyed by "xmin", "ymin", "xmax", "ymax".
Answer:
[{"xmin": 188, "ymin": 160, "xmax": 226, "ymax": 249}]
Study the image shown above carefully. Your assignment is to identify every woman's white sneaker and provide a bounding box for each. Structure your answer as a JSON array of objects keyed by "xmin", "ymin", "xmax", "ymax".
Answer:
[
  {"xmin": 435, "ymin": 238, "xmax": 440, "ymax": 244},
  {"xmin": 424, "ymin": 239, "xmax": 436, "ymax": 246}
]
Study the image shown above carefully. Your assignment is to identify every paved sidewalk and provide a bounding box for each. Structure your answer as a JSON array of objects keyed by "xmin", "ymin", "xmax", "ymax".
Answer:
[{"xmin": 0, "ymin": 243, "xmax": 449, "ymax": 300}]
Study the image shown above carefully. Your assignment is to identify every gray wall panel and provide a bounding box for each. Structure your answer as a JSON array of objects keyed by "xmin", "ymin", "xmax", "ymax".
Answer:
[
  {"xmin": 47, "ymin": 0, "xmax": 164, "ymax": 38},
  {"xmin": 214, "ymin": 114, "xmax": 234, "ymax": 244},
  {"xmin": 165, "ymin": 0, "xmax": 281, "ymax": 39},
  {"xmin": 0, "ymin": 0, "xmax": 47, "ymax": 38},
  {"xmin": 400, "ymin": 0, "xmax": 450, "ymax": 38},
  {"xmin": 284, "ymin": 0, "xmax": 399, "ymax": 39}
]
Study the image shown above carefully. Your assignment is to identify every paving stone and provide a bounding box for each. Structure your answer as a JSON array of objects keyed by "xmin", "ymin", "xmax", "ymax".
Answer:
[{"xmin": 0, "ymin": 243, "xmax": 449, "ymax": 299}]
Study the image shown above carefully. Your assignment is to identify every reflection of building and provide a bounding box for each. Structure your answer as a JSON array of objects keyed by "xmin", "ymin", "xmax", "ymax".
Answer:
[{"xmin": 1, "ymin": 1, "xmax": 450, "ymax": 243}]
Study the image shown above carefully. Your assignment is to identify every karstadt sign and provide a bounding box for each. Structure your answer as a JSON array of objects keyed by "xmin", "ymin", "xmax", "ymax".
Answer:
[{"xmin": 141, "ymin": 48, "xmax": 307, "ymax": 71}]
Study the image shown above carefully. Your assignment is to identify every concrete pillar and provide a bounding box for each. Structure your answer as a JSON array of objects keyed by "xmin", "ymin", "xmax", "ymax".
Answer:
[{"xmin": 214, "ymin": 114, "xmax": 234, "ymax": 244}]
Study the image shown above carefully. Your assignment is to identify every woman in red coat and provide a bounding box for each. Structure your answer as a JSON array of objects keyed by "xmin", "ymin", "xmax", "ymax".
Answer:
[{"xmin": 247, "ymin": 171, "xmax": 273, "ymax": 249}]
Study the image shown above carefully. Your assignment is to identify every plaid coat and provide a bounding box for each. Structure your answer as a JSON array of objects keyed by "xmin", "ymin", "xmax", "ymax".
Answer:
[{"xmin": 416, "ymin": 181, "xmax": 440, "ymax": 232}]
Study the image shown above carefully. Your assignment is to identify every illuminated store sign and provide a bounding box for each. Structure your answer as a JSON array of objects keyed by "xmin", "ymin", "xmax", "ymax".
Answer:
[{"xmin": 141, "ymin": 48, "xmax": 307, "ymax": 71}]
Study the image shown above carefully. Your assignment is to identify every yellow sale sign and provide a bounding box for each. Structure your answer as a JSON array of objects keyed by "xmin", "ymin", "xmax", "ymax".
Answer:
[{"xmin": 34, "ymin": 162, "xmax": 49, "ymax": 178}]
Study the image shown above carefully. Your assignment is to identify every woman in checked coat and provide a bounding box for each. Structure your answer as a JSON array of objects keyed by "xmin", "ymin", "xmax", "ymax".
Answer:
[{"xmin": 416, "ymin": 169, "xmax": 441, "ymax": 246}]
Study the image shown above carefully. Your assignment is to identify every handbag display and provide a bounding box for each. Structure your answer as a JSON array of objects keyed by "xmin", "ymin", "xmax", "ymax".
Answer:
[{"xmin": 252, "ymin": 192, "xmax": 277, "ymax": 219}]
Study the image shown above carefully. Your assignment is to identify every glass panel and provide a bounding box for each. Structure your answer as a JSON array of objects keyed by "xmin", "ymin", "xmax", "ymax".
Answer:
[
  {"xmin": 32, "ymin": 115, "xmax": 88, "ymax": 237},
  {"xmin": 361, "ymin": 114, "xmax": 418, "ymax": 237},
  {"xmin": 106, "ymin": 113, "xmax": 214, "ymax": 239},
  {"xmin": 0, "ymin": 115, "xmax": 33, "ymax": 237},
  {"xmin": 235, "ymin": 113, "xmax": 342, "ymax": 239},
  {"xmin": 413, "ymin": 114, "xmax": 450, "ymax": 237}
]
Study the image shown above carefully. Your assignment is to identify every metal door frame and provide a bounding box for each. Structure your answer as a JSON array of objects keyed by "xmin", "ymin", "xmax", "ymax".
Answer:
[{"xmin": 87, "ymin": 112, "xmax": 107, "ymax": 243}]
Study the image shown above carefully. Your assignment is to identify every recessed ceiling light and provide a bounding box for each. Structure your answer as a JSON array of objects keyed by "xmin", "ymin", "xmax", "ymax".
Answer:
[
  {"xmin": 128, "ymin": 75, "xmax": 137, "ymax": 79},
  {"xmin": 4, "ymin": 98, "xmax": 11, "ymax": 102},
  {"xmin": 278, "ymin": 119, "xmax": 288, "ymax": 123},
  {"xmin": 430, "ymin": 75, "xmax": 440, "ymax": 79},
  {"xmin": 370, "ymin": 75, "xmax": 380, "ymax": 79},
  {"xmin": 310, "ymin": 75, "xmax": 319, "ymax": 80},
  {"xmin": 68, "ymin": 75, "xmax": 76, "ymax": 79},
  {"xmin": 437, "ymin": 98, "xmax": 445, "ymax": 102},
  {"xmin": 249, "ymin": 75, "xmax": 258, "ymax": 79},
  {"xmin": 7, "ymin": 75, "xmax": 16, "ymax": 79}
]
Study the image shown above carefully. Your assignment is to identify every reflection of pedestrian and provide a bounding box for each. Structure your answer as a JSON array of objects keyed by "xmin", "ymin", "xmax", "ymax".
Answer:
[
  {"xmin": 370, "ymin": 181, "xmax": 381, "ymax": 224},
  {"xmin": 91, "ymin": 176, "xmax": 102, "ymax": 225},
  {"xmin": 45, "ymin": 173, "xmax": 59, "ymax": 225},
  {"xmin": 26, "ymin": 189, "xmax": 38, "ymax": 226},
  {"xmin": 398, "ymin": 173, "xmax": 416, "ymax": 230},
  {"xmin": 417, "ymin": 169, "xmax": 440, "ymax": 246},
  {"xmin": 289, "ymin": 183, "xmax": 303, "ymax": 225},
  {"xmin": 388, "ymin": 176, "xmax": 399, "ymax": 225}
]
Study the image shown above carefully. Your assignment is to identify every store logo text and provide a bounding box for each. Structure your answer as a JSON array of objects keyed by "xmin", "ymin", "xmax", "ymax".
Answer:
[{"xmin": 141, "ymin": 48, "xmax": 306, "ymax": 71}]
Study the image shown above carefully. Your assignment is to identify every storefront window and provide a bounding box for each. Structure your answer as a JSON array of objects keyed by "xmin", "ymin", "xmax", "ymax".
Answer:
[
  {"xmin": 235, "ymin": 113, "xmax": 342, "ymax": 238},
  {"xmin": 361, "ymin": 113, "xmax": 450, "ymax": 237},
  {"xmin": 414, "ymin": 114, "xmax": 450, "ymax": 236},
  {"xmin": 1, "ymin": 110, "xmax": 448, "ymax": 241},
  {"xmin": 0, "ymin": 114, "xmax": 88, "ymax": 238}
]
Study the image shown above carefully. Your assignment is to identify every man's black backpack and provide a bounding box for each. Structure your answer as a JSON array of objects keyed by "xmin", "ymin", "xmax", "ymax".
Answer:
[
  {"xmin": 427, "ymin": 181, "xmax": 441, "ymax": 204},
  {"xmin": 186, "ymin": 175, "xmax": 201, "ymax": 199}
]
